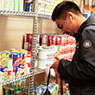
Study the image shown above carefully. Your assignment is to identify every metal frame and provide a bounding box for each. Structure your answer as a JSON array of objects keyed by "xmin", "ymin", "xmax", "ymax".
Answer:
[
  {"xmin": 0, "ymin": 10, "xmax": 51, "ymax": 19},
  {"xmin": 0, "ymin": 69, "xmax": 45, "ymax": 85},
  {"xmin": 0, "ymin": 10, "xmax": 35, "ymax": 17},
  {"xmin": 30, "ymin": 0, "xmax": 38, "ymax": 94}
]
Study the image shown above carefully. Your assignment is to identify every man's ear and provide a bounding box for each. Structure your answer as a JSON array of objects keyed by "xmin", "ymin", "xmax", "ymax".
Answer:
[
  {"xmin": 67, "ymin": 12, "xmax": 73, "ymax": 17},
  {"xmin": 67, "ymin": 12, "xmax": 73, "ymax": 22},
  {"xmin": 70, "ymin": 16, "xmax": 72, "ymax": 22}
]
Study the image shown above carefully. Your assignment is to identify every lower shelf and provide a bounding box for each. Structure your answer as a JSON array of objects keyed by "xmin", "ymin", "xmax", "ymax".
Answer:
[{"xmin": 0, "ymin": 69, "xmax": 45, "ymax": 86}]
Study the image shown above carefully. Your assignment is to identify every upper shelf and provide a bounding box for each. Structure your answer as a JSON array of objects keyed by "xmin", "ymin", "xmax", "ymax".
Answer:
[
  {"xmin": 38, "ymin": 14, "xmax": 51, "ymax": 20},
  {"xmin": 0, "ymin": 10, "xmax": 35, "ymax": 17},
  {"xmin": 0, "ymin": 10, "xmax": 51, "ymax": 19}
]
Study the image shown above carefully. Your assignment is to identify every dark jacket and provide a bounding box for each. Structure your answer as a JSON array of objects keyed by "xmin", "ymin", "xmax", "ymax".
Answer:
[{"xmin": 58, "ymin": 13, "xmax": 95, "ymax": 95}]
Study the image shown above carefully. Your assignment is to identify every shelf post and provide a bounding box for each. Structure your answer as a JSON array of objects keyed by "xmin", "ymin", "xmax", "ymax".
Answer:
[{"xmin": 30, "ymin": 0, "xmax": 38, "ymax": 94}]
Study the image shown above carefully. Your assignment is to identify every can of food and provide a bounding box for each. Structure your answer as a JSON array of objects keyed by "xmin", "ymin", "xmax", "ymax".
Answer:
[
  {"xmin": 42, "ymin": 34, "xmax": 48, "ymax": 45},
  {"xmin": 26, "ymin": 33, "xmax": 30, "ymax": 42},
  {"xmin": 38, "ymin": 47, "xmax": 48, "ymax": 59},
  {"xmin": 37, "ymin": 34, "xmax": 41, "ymax": 46},
  {"xmin": 57, "ymin": 35, "xmax": 62, "ymax": 45},
  {"xmin": 25, "ymin": 0, "xmax": 32, "ymax": 12},
  {"xmin": 29, "ymin": 33, "xmax": 33, "ymax": 44},
  {"xmin": 50, "ymin": 35, "xmax": 56, "ymax": 45},
  {"xmin": 62, "ymin": 35, "xmax": 67, "ymax": 46},
  {"xmin": 47, "ymin": 35, "xmax": 51, "ymax": 46},
  {"xmin": 67, "ymin": 36, "xmax": 76, "ymax": 45},
  {"xmin": 28, "ymin": 34, "xmax": 33, "ymax": 51}
]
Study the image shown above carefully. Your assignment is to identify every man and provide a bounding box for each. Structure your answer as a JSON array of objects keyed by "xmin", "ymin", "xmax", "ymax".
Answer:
[{"xmin": 51, "ymin": 1, "xmax": 95, "ymax": 95}]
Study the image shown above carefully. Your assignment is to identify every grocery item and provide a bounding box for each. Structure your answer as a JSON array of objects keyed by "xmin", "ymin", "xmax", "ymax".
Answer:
[
  {"xmin": 14, "ymin": 0, "xmax": 18, "ymax": 11},
  {"xmin": 0, "ymin": 0, "xmax": 4, "ymax": 10},
  {"xmin": 9, "ymin": 0, "xmax": 14, "ymax": 11},
  {"xmin": 18, "ymin": 0, "xmax": 24, "ymax": 12},
  {"xmin": 25, "ymin": 0, "xmax": 32, "ymax": 11},
  {"xmin": 4, "ymin": 0, "xmax": 9, "ymax": 11}
]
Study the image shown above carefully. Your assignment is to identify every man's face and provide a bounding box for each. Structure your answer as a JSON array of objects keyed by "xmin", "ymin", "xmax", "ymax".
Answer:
[{"xmin": 55, "ymin": 18, "xmax": 75, "ymax": 36}]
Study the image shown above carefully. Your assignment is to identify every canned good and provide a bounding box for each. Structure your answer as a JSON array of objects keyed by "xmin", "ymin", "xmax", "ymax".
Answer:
[
  {"xmin": 57, "ymin": 35, "xmax": 62, "ymax": 45},
  {"xmin": 47, "ymin": 35, "xmax": 51, "ymax": 46},
  {"xmin": 42, "ymin": 35, "xmax": 48, "ymax": 44},
  {"xmin": 25, "ymin": 0, "xmax": 32, "ymax": 11},
  {"xmin": 62, "ymin": 36, "xmax": 67, "ymax": 46},
  {"xmin": 38, "ymin": 59, "xmax": 48, "ymax": 69},
  {"xmin": 50, "ymin": 35, "xmax": 57, "ymax": 45}
]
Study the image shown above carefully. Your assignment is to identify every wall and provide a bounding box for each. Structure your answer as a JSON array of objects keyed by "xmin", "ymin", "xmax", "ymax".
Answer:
[
  {"xmin": 73, "ymin": 0, "xmax": 80, "ymax": 6},
  {"xmin": 0, "ymin": 16, "xmax": 33, "ymax": 51},
  {"xmin": 42, "ymin": 19, "xmax": 61, "ymax": 34}
]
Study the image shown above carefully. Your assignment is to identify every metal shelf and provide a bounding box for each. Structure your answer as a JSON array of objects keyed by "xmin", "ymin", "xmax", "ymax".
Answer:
[
  {"xmin": 0, "ymin": 69, "xmax": 45, "ymax": 86},
  {"xmin": 38, "ymin": 14, "xmax": 51, "ymax": 19},
  {"xmin": 34, "ymin": 69, "xmax": 45, "ymax": 75},
  {"xmin": 0, "ymin": 10, "xmax": 35, "ymax": 17},
  {"xmin": 0, "ymin": 10, "xmax": 51, "ymax": 19},
  {"xmin": 0, "ymin": 72, "xmax": 33, "ymax": 86}
]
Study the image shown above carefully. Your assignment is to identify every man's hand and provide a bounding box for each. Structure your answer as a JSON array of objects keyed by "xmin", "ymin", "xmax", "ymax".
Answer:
[
  {"xmin": 51, "ymin": 56, "xmax": 61, "ymax": 71},
  {"xmin": 51, "ymin": 56, "xmax": 61, "ymax": 84}
]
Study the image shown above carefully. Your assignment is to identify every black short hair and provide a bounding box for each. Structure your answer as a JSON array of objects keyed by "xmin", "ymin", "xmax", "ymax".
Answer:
[{"xmin": 52, "ymin": 1, "xmax": 81, "ymax": 21}]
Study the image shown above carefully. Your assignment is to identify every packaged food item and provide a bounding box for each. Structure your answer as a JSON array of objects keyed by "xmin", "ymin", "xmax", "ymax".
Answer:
[
  {"xmin": 18, "ymin": 0, "xmax": 24, "ymax": 12},
  {"xmin": 50, "ymin": 35, "xmax": 57, "ymax": 45},
  {"xmin": 14, "ymin": 0, "xmax": 18, "ymax": 11},
  {"xmin": 4, "ymin": 0, "xmax": 10, "ymax": 11},
  {"xmin": 0, "ymin": 0, "xmax": 2, "ymax": 10},
  {"xmin": 9, "ymin": 0, "xmax": 14, "ymax": 11},
  {"xmin": 0, "ymin": 0, "xmax": 4, "ymax": 10},
  {"xmin": 38, "ymin": 3, "xmax": 45, "ymax": 14},
  {"xmin": 34, "ymin": 83, "xmax": 58, "ymax": 95},
  {"xmin": 3, "ymin": 79, "xmax": 28, "ymax": 95},
  {"xmin": 25, "ymin": 0, "xmax": 32, "ymax": 12}
]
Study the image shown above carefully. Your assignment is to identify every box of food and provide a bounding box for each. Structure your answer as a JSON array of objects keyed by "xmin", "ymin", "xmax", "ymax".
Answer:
[
  {"xmin": 9, "ymin": 0, "xmax": 14, "ymax": 11},
  {"xmin": 18, "ymin": 0, "xmax": 24, "ymax": 12},
  {"xmin": 0, "ymin": 0, "xmax": 4, "ymax": 10}
]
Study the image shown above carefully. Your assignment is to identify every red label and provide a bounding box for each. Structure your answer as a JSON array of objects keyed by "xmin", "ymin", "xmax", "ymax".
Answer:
[
  {"xmin": 47, "ymin": 35, "xmax": 51, "ymax": 46},
  {"xmin": 57, "ymin": 36, "xmax": 62, "ymax": 45},
  {"xmin": 50, "ymin": 36, "xmax": 56, "ymax": 45}
]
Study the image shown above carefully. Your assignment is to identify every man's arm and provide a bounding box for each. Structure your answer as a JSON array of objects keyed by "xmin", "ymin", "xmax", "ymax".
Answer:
[{"xmin": 58, "ymin": 26, "xmax": 95, "ymax": 80}]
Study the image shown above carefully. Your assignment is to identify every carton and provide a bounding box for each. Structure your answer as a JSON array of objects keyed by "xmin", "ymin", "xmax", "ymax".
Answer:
[
  {"xmin": 4, "ymin": 0, "xmax": 10, "ymax": 11},
  {"xmin": 18, "ymin": 0, "xmax": 24, "ymax": 12},
  {"xmin": 9, "ymin": 0, "xmax": 14, "ymax": 11},
  {"xmin": 0, "ymin": 0, "xmax": 4, "ymax": 10},
  {"xmin": 14, "ymin": 0, "xmax": 18, "ymax": 11}
]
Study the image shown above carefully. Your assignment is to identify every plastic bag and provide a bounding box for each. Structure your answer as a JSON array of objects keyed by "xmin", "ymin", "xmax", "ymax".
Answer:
[{"xmin": 43, "ymin": 88, "xmax": 51, "ymax": 95}]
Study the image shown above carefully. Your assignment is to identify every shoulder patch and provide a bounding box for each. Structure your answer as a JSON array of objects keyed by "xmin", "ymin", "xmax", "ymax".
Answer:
[{"xmin": 83, "ymin": 40, "xmax": 92, "ymax": 48}]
